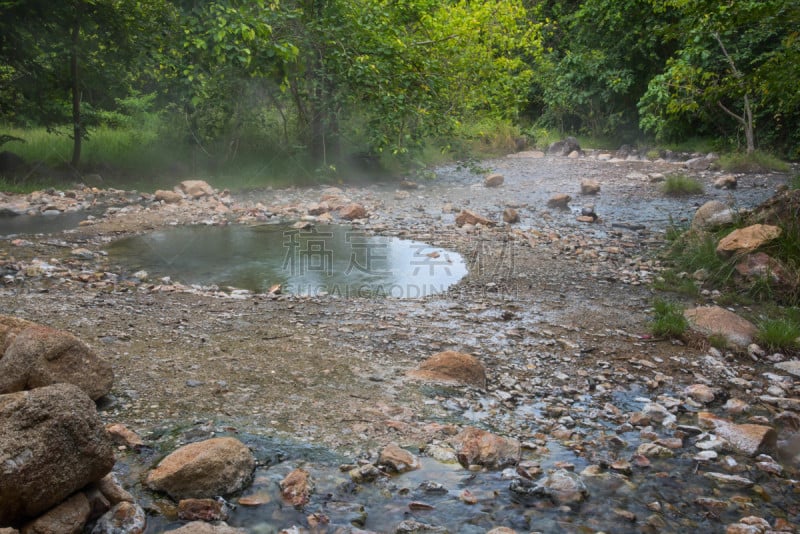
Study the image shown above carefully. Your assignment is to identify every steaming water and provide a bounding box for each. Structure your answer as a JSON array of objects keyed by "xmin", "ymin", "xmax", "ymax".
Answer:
[{"xmin": 106, "ymin": 224, "xmax": 467, "ymax": 298}]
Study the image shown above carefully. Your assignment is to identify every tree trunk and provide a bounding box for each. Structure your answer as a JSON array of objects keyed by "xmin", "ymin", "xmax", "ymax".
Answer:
[{"xmin": 70, "ymin": 5, "xmax": 82, "ymax": 168}]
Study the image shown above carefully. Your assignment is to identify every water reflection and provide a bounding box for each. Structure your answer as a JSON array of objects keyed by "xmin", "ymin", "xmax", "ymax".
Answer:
[{"xmin": 106, "ymin": 224, "xmax": 467, "ymax": 297}]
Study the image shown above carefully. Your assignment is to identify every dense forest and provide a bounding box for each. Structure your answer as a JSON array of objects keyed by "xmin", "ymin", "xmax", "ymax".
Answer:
[{"xmin": 0, "ymin": 0, "xmax": 798, "ymax": 181}]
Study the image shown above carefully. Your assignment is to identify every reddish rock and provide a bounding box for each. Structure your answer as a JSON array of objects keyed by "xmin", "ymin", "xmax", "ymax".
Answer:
[
  {"xmin": 94, "ymin": 473, "xmax": 134, "ymax": 505},
  {"xmin": 735, "ymin": 252, "xmax": 793, "ymax": 288},
  {"xmin": 306, "ymin": 202, "xmax": 329, "ymax": 216},
  {"xmin": 716, "ymin": 224, "xmax": 782, "ymax": 257},
  {"xmin": 20, "ymin": 492, "xmax": 90, "ymax": 534},
  {"xmin": 450, "ymin": 427, "xmax": 520, "ymax": 469},
  {"xmin": 455, "ymin": 209, "xmax": 494, "ymax": 227},
  {"xmin": 408, "ymin": 351, "xmax": 486, "ymax": 388},
  {"xmin": 684, "ymin": 306, "xmax": 757, "ymax": 349},
  {"xmin": 179, "ymin": 180, "xmax": 214, "ymax": 199},
  {"xmin": 177, "ymin": 499, "xmax": 228, "ymax": 522},
  {"xmin": 378, "ymin": 443, "xmax": 421, "ymax": 473},
  {"xmin": 0, "ymin": 315, "xmax": 113, "ymax": 401},
  {"xmin": 484, "ymin": 173, "xmax": 504, "ymax": 187},
  {"xmin": 713, "ymin": 174, "xmax": 737, "ymax": 189},
  {"xmin": 697, "ymin": 412, "xmax": 777, "ymax": 456},
  {"xmin": 279, "ymin": 468, "xmax": 312, "ymax": 508},
  {"xmin": 89, "ymin": 502, "xmax": 146, "ymax": 534},
  {"xmin": 105, "ymin": 423, "xmax": 144, "ymax": 449},
  {"xmin": 339, "ymin": 203, "xmax": 367, "ymax": 220},
  {"xmin": 145, "ymin": 437, "xmax": 255, "ymax": 499}
]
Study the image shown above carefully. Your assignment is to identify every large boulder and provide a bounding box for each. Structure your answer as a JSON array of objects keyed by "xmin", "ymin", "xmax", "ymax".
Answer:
[
  {"xmin": 547, "ymin": 137, "xmax": 581, "ymax": 157},
  {"xmin": 0, "ymin": 383, "xmax": 115, "ymax": 525},
  {"xmin": 697, "ymin": 412, "xmax": 777, "ymax": 457},
  {"xmin": 19, "ymin": 492, "xmax": 91, "ymax": 534},
  {"xmin": 450, "ymin": 427, "xmax": 520, "ymax": 469},
  {"xmin": 684, "ymin": 306, "xmax": 757, "ymax": 349},
  {"xmin": 145, "ymin": 437, "xmax": 255, "ymax": 500},
  {"xmin": 716, "ymin": 224, "xmax": 782, "ymax": 258},
  {"xmin": 0, "ymin": 315, "xmax": 113, "ymax": 401},
  {"xmin": 692, "ymin": 200, "xmax": 733, "ymax": 231}
]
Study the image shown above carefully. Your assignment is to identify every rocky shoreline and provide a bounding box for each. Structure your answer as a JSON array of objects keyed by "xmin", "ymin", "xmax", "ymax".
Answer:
[{"xmin": 1, "ymin": 150, "xmax": 799, "ymax": 533}]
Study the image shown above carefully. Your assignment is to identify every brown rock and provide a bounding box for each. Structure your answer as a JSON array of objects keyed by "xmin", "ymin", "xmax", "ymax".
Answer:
[
  {"xmin": 685, "ymin": 384, "xmax": 715, "ymax": 404},
  {"xmin": 0, "ymin": 384, "xmax": 115, "ymax": 525},
  {"xmin": 547, "ymin": 194, "xmax": 571, "ymax": 209},
  {"xmin": 178, "ymin": 499, "xmax": 228, "ymax": 522},
  {"xmin": 145, "ymin": 437, "xmax": 255, "ymax": 499},
  {"xmin": 95, "ymin": 473, "xmax": 134, "ymax": 505},
  {"xmin": 399, "ymin": 180, "xmax": 419, "ymax": 190},
  {"xmin": 179, "ymin": 180, "xmax": 214, "ymax": 199},
  {"xmin": 339, "ymin": 203, "xmax": 367, "ymax": 220},
  {"xmin": 306, "ymin": 201, "xmax": 329, "ymax": 216},
  {"xmin": 154, "ymin": 190, "xmax": 183, "ymax": 204},
  {"xmin": 105, "ymin": 423, "xmax": 144, "ymax": 449},
  {"xmin": 487, "ymin": 528, "xmax": 517, "ymax": 534},
  {"xmin": 279, "ymin": 468, "xmax": 312, "ymax": 508},
  {"xmin": 407, "ymin": 351, "xmax": 486, "ymax": 388},
  {"xmin": 580, "ymin": 179, "xmax": 600, "ymax": 195},
  {"xmin": 716, "ymin": 224, "xmax": 782, "ymax": 257},
  {"xmin": 484, "ymin": 173, "xmax": 504, "ymax": 187},
  {"xmin": 455, "ymin": 209, "xmax": 494, "ymax": 227},
  {"xmin": 378, "ymin": 443, "xmax": 421, "ymax": 473},
  {"xmin": 713, "ymin": 174, "xmax": 737, "ymax": 189},
  {"xmin": 163, "ymin": 522, "xmax": 246, "ymax": 534},
  {"xmin": 450, "ymin": 426, "xmax": 520, "ymax": 469},
  {"xmin": 697, "ymin": 412, "xmax": 777, "ymax": 456},
  {"xmin": 502, "ymin": 208, "xmax": 519, "ymax": 224},
  {"xmin": 684, "ymin": 306, "xmax": 757, "ymax": 349},
  {"xmin": 0, "ymin": 315, "xmax": 113, "ymax": 400},
  {"xmin": 89, "ymin": 502, "xmax": 146, "ymax": 534},
  {"xmin": 20, "ymin": 493, "xmax": 90, "ymax": 534}
]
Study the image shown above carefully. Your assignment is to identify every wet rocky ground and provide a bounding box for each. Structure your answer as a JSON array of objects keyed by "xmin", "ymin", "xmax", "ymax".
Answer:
[{"xmin": 1, "ymin": 151, "xmax": 799, "ymax": 533}]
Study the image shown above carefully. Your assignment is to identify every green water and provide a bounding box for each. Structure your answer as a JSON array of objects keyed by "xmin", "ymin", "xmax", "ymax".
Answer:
[{"xmin": 106, "ymin": 224, "xmax": 467, "ymax": 298}]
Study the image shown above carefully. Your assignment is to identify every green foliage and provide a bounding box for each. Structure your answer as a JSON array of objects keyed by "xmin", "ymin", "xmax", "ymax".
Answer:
[
  {"xmin": 639, "ymin": 0, "xmax": 800, "ymax": 156},
  {"xmin": 790, "ymin": 175, "xmax": 800, "ymax": 191},
  {"xmin": 756, "ymin": 317, "xmax": 800, "ymax": 352},
  {"xmin": 661, "ymin": 174, "xmax": 704, "ymax": 196},
  {"xmin": 719, "ymin": 151, "xmax": 790, "ymax": 173},
  {"xmin": 649, "ymin": 298, "xmax": 688, "ymax": 338}
]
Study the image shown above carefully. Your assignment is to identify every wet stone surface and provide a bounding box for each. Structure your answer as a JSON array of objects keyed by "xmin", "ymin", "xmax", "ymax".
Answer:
[{"xmin": 1, "ymin": 153, "xmax": 799, "ymax": 532}]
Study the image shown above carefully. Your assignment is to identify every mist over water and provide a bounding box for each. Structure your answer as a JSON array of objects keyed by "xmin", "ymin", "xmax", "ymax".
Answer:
[{"xmin": 106, "ymin": 224, "xmax": 467, "ymax": 297}]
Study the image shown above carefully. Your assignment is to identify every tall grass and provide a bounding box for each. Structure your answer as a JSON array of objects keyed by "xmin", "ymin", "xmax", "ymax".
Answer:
[
  {"xmin": 719, "ymin": 151, "xmax": 790, "ymax": 173},
  {"xmin": 662, "ymin": 174, "xmax": 704, "ymax": 196}
]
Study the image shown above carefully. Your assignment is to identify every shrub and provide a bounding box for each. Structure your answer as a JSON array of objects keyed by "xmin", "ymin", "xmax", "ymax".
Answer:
[
  {"xmin": 662, "ymin": 174, "xmax": 704, "ymax": 196},
  {"xmin": 719, "ymin": 151, "xmax": 790, "ymax": 173},
  {"xmin": 756, "ymin": 318, "xmax": 800, "ymax": 352},
  {"xmin": 650, "ymin": 298, "xmax": 689, "ymax": 338}
]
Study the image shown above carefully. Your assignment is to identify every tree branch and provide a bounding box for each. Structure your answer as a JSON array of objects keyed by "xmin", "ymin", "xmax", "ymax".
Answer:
[{"xmin": 717, "ymin": 100, "xmax": 744, "ymax": 125}]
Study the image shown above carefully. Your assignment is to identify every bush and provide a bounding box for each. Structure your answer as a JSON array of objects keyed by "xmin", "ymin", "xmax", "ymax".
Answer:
[
  {"xmin": 719, "ymin": 151, "xmax": 790, "ymax": 173},
  {"xmin": 662, "ymin": 174, "xmax": 704, "ymax": 196},
  {"xmin": 650, "ymin": 298, "xmax": 688, "ymax": 338},
  {"xmin": 756, "ymin": 317, "xmax": 800, "ymax": 352}
]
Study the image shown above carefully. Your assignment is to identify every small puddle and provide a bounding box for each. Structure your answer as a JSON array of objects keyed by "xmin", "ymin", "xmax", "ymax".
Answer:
[
  {"xmin": 0, "ymin": 211, "xmax": 91, "ymax": 237},
  {"xmin": 106, "ymin": 224, "xmax": 467, "ymax": 297}
]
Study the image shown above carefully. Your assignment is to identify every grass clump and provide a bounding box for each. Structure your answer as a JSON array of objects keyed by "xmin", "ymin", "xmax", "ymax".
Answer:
[
  {"xmin": 756, "ymin": 317, "xmax": 800, "ymax": 352},
  {"xmin": 662, "ymin": 174, "xmax": 704, "ymax": 196},
  {"xmin": 719, "ymin": 151, "xmax": 790, "ymax": 173},
  {"xmin": 650, "ymin": 298, "xmax": 689, "ymax": 338}
]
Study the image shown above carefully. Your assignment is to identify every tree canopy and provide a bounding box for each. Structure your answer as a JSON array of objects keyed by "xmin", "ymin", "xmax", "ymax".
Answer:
[{"xmin": 0, "ymin": 0, "xmax": 797, "ymax": 174}]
